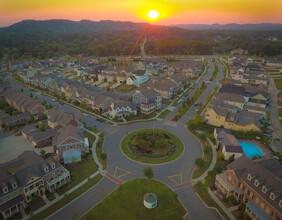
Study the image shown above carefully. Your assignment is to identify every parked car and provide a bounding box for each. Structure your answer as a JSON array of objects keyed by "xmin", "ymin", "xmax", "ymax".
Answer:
[
  {"xmin": 263, "ymin": 130, "xmax": 272, "ymax": 134},
  {"xmin": 59, "ymin": 102, "xmax": 64, "ymax": 105},
  {"xmin": 178, "ymin": 99, "xmax": 183, "ymax": 104},
  {"xmin": 96, "ymin": 118, "xmax": 104, "ymax": 122},
  {"xmin": 51, "ymin": 99, "xmax": 56, "ymax": 101},
  {"xmin": 205, "ymin": 81, "xmax": 212, "ymax": 84},
  {"xmin": 191, "ymin": 87, "xmax": 195, "ymax": 89},
  {"xmin": 264, "ymin": 133, "xmax": 272, "ymax": 138},
  {"xmin": 184, "ymin": 94, "xmax": 188, "ymax": 97},
  {"xmin": 83, "ymin": 113, "xmax": 89, "ymax": 116},
  {"xmin": 194, "ymin": 103, "xmax": 198, "ymax": 106}
]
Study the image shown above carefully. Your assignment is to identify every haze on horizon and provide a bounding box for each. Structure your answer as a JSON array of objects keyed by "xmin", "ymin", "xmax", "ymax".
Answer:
[{"xmin": 0, "ymin": 0, "xmax": 281, "ymax": 27}]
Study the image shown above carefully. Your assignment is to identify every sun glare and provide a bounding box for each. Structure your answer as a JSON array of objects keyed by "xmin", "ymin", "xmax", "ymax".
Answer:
[{"xmin": 147, "ymin": 10, "xmax": 159, "ymax": 20}]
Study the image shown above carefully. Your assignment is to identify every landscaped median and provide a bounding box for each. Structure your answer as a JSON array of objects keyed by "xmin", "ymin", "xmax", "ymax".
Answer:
[
  {"xmin": 121, "ymin": 129, "xmax": 184, "ymax": 164},
  {"xmin": 81, "ymin": 178, "xmax": 186, "ymax": 220}
]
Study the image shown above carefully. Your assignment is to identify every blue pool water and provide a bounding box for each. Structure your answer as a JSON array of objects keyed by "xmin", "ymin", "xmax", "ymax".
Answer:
[{"xmin": 238, "ymin": 142, "xmax": 264, "ymax": 157}]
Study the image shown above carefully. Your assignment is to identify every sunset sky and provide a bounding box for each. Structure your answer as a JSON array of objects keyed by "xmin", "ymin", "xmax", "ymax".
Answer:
[{"xmin": 0, "ymin": 0, "xmax": 281, "ymax": 27}]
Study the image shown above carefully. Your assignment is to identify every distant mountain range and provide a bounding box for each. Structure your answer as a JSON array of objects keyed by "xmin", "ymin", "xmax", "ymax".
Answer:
[
  {"xmin": 0, "ymin": 19, "xmax": 155, "ymax": 33},
  {"xmin": 0, "ymin": 20, "xmax": 281, "ymax": 34},
  {"xmin": 171, "ymin": 23, "xmax": 282, "ymax": 31}
]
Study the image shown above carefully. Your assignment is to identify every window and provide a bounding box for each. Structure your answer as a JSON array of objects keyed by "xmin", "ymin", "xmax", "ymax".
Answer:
[
  {"xmin": 12, "ymin": 183, "xmax": 17, "ymax": 189},
  {"xmin": 266, "ymin": 207, "xmax": 270, "ymax": 214},
  {"xmin": 228, "ymin": 176, "xmax": 231, "ymax": 181},
  {"xmin": 45, "ymin": 167, "xmax": 49, "ymax": 173},
  {"xmin": 262, "ymin": 186, "xmax": 267, "ymax": 194},
  {"xmin": 261, "ymin": 202, "xmax": 264, "ymax": 208},
  {"xmin": 255, "ymin": 198, "xmax": 259, "ymax": 204},
  {"xmin": 250, "ymin": 192, "xmax": 254, "ymax": 198},
  {"xmin": 247, "ymin": 174, "xmax": 252, "ymax": 181},
  {"xmin": 254, "ymin": 180, "xmax": 259, "ymax": 187},
  {"xmin": 52, "ymin": 164, "xmax": 55, "ymax": 169},
  {"xmin": 3, "ymin": 187, "xmax": 8, "ymax": 194},
  {"xmin": 279, "ymin": 200, "xmax": 282, "ymax": 208},
  {"xmin": 240, "ymin": 183, "xmax": 244, "ymax": 189},
  {"xmin": 14, "ymin": 191, "xmax": 17, "ymax": 196},
  {"xmin": 7, "ymin": 195, "xmax": 11, "ymax": 200},
  {"xmin": 271, "ymin": 212, "xmax": 279, "ymax": 220}
]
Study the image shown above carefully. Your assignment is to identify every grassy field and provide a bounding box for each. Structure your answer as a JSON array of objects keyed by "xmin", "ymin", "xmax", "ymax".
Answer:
[
  {"xmin": 158, "ymin": 110, "xmax": 171, "ymax": 119},
  {"xmin": 115, "ymin": 84, "xmax": 135, "ymax": 93},
  {"xmin": 279, "ymin": 108, "xmax": 282, "ymax": 117},
  {"xmin": 274, "ymin": 79, "xmax": 282, "ymax": 90},
  {"xmin": 96, "ymin": 132, "xmax": 107, "ymax": 169},
  {"xmin": 30, "ymin": 174, "xmax": 102, "ymax": 220},
  {"xmin": 81, "ymin": 178, "xmax": 186, "ymax": 220},
  {"xmin": 121, "ymin": 129, "xmax": 184, "ymax": 164},
  {"xmin": 84, "ymin": 131, "xmax": 96, "ymax": 147},
  {"xmin": 278, "ymin": 92, "xmax": 282, "ymax": 106}
]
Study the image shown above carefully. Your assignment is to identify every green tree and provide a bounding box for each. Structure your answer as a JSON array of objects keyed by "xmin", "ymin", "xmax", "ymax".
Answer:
[
  {"xmin": 40, "ymin": 150, "xmax": 46, "ymax": 158},
  {"xmin": 195, "ymin": 157, "xmax": 205, "ymax": 168},
  {"xmin": 143, "ymin": 166, "xmax": 154, "ymax": 179},
  {"xmin": 38, "ymin": 122, "xmax": 46, "ymax": 132}
]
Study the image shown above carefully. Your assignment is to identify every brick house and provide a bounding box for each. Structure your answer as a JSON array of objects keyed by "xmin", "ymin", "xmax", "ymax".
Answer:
[
  {"xmin": 53, "ymin": 125, "xmax": 88, "ymax": 164},
  {"xmin": 215, "ymin": 156, "xmax": 282, "ymax": 220}
]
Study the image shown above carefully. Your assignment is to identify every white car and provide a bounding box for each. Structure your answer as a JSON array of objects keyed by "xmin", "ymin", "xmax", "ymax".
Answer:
[
  {"xmin": 51, "ymin": 99, "xmax": 56, "ymax": 101},
  {"xmin": 83, "ymin": 113, "xmax": 89, "ymax": 116}
]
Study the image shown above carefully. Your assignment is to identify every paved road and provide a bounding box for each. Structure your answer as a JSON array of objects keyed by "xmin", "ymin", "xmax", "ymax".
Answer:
[
  {"xmin": 267, "ymin": 74, "xmax": 282, "ymax": 138},
  {"xmin": 10, "ymin": 57, "xmax": 225, "ymax": 220}
]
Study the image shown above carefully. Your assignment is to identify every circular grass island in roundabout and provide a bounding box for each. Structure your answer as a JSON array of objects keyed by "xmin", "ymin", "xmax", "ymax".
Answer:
[
  {"xmin": 121, "ymin": 129, "xmax": 184, "ymax": 164},
  {"xmin": 81, "ymin": 178, "xmax": 186, "ymax": 220}
]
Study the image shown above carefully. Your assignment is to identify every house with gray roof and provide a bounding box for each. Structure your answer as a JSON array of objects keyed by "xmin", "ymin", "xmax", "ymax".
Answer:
[
  {"xmin": 215, "ymin": 156, "xmax": 282, "ymax": 220},
  {"xmin": 0, "ymin": 151, "xmax": 70, "ymax": 219}
]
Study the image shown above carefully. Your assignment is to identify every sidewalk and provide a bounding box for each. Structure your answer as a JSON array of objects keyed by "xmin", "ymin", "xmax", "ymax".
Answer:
[
  {"xmin": 208, "ymin": 188, "xmax": 236, "ymax": 220},
  {"xmin": 83, "ymin": 128, "xmax": 105, "ymax": 174},
  {"xmin": 193, "ymin": 138, "xmax": 217, "ymax": 183},
  {"xmin": 21, "ymin": 128, "xmax": 104, "ymax": 219},
  {"xmin": 22, "ymin": 170, "xmax": 100, "ymax": 220}
]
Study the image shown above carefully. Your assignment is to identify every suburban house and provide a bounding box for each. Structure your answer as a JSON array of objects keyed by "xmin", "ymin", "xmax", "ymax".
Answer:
[
  {"xmin": 215, "ymin": 156, "xmax": 281, "ymax": 220},
  {"xmin": 167, "ymin": 60, "xmax": 204, "ymax": 78},
  {"xmin": 132, "ymin": 89, "xmax": 162, "ymax": 114},
  {"xmin": 53, "ymin": 125, "xmax": 88, "ymax": 164},
  {"xmin": 145, "ymin": 81, "xmax": 174, "ymax": 99},
  {"xmin": 4, "ymin": 89, "xmax": 45, "ymax": 118},
  {"xmin": 205, "ymin": 106, "xmax": 261, "ymax": 131},
  {"xmin": 108, "ymin": 101, "xmax": 137, "ymax": 119},
  {"xmin": 126, "ymin": 70, "xmax": 148, "ymax": 87},
  {"xmin": 0, "ymin": 110, "xmax": 30, "ymax": 130},
  {"xmin": 214, "ymin": 128, "xmax": 243, "ymax": 160},
  {"xmin": 83, "ymin": 90, "xmax": 114, "ymax": 112},
  {"xmin": 47, "ymin": 108, "xmax": 78, "ymax": 129},
  {"xmin": 0, "ymin": 151, "xmax": 70, "ymax": 219}
]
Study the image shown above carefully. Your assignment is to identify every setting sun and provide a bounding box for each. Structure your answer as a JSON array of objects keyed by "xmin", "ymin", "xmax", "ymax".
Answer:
[{"xmin": 147, "ymin": 10, "xmax": 159, "ymax": 20}]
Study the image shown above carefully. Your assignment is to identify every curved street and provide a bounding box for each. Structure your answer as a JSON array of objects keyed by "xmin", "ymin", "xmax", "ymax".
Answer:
[{"xmin": 10, "ymin": 57, "xmax": 225, "ymax": 220}]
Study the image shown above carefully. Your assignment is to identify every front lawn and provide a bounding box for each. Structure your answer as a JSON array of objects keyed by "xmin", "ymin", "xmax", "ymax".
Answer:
[
  {"xmin": 56, "ymin": 155, "xmax": 98, "ymax": 195},
  {"xmin": 96, "ymin": 132, "xmax": 107, "ymax": 169},
  {"xmin": 274, "ymin": 79, "xmax": 282, "ymax": 90},
  {"xmin": 81, "ymin": 178, "xmax": 186, "ymax": 220},
  {"xmin": 158, "ymin": 110, "xmax": 171, "ymax": 119},
  {"xmin": 84, "ymin": 132, "xmax": 96, "ymax": 147},
  {"xmin": 30, "ymin": 174, "xmax": 102, "ymax": 220}
]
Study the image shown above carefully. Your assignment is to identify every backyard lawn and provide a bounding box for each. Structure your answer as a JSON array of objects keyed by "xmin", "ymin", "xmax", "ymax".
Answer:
[
  {"xmin": 115, "ymin": 84, "xmax": 135, "ymax": 93},
  {"xmin": 274, "ymin": 79, "xmax": 282, "ymax": 90},
  {"xmin": 81, "ymin": 178, "xmax": 186, "ymax": 220}
]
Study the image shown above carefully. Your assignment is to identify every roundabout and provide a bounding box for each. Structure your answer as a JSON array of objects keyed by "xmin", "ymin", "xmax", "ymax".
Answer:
[{"xmin": 120, "ymin": 129, "xmax": 184, "ymax": 164}]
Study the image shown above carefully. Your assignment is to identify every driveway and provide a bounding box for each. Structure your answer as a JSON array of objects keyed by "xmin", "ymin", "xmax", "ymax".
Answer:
[{"xmin": 0, "ymin": 135, "xmax": 53, "ymax": 163}]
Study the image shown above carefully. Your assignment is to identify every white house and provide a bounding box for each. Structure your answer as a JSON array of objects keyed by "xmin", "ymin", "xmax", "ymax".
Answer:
[
  {"xmin": 108, "ymin": 101, "xmax": 137, "ymax": 119},
  {"xmin": 127, "ymin": 70, "xmax": 149, "ymax": 87}
]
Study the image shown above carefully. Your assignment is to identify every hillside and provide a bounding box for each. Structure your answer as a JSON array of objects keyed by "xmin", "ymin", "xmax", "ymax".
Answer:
[{"xmin": 172, "ymin": 23, "xmax": 282, "ymax": 31}]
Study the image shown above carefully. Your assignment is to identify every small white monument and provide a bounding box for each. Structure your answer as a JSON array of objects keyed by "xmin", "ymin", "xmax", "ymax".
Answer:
[{"xmin": 144, "ymin": 193, "xmax": 157, "ymax": 209}]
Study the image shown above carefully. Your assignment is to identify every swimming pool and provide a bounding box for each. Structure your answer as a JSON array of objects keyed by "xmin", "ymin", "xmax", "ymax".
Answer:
[{"xmin": 238, "ymin": 142, "xmax": 264, "ymax": 157}]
